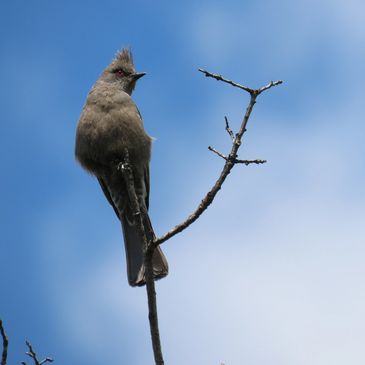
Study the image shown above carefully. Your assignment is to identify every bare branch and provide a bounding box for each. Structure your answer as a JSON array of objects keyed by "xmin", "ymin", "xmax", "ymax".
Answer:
[
  {"xmin": 235, "ymin": 158, "xmax": 267, "ymax": 165},
  {"xmin": 0, "ymin": 320, "xmax": 8, "ymax": 365},
  {"xmin": 258, "ymin": 80, "xmax": 283, "ymax": 94},
  {"xmin": 39, "ymin": 358, "xmax": 54, "ymax": 365},
  {"xmin": 224, "ymin": 116, "xmax": 235, "ymax": 141},
  {"xmin": 198, "ymin": 68, "xmax": 253, "ymax": 93},
  {"xmin": 118, "ymin": 152, "xmax": 164, "ymax": 365},
  {"xmin": 154, "ymin": 70, "xmax": 282, "ymax": 247},
  {"xmin": 25, "ymin": 341, "xmax": 54, "ymax": 365},
  {"xmin": 208, "ymin": 146, "xmax": 228, "ymax": 160}
]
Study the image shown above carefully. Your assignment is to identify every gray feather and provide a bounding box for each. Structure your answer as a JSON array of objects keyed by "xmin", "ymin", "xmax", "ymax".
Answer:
[{"xmin": 75, "ymin": 48, "xmax": 168, "ymax": 286}]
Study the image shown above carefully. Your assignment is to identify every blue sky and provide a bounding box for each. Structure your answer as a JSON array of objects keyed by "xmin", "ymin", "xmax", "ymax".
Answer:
[{"xmin": 1, "ymin": 1, "xmax": 365, "ymax": 364}]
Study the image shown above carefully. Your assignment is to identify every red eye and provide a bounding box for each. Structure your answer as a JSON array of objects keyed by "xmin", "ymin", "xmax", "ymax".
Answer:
[{"xmin": 116, "ymin": 69, "xmax": 125, "ymax": 77}]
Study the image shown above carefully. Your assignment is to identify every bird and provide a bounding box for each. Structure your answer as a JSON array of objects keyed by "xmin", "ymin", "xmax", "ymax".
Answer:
[{"xmin": 75, "ymin": 48, "xmax": 168, "ymax": 287}]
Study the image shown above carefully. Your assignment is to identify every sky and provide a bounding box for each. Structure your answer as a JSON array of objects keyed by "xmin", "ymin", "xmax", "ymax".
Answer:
[{"xmin": 1, "ymin": 0, "xmax": 365, "ymax": 364}]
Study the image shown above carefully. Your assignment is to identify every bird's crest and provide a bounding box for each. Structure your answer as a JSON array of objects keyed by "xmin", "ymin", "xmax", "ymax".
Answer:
[{"xmin": 113, "ymin": 48, "xmax": 134, "ymax": 68}]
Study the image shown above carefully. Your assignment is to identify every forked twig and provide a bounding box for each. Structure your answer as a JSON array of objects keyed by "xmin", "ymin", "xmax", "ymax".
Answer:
[
  {"xmin": 198, "ymin": 68, "xmax": 283, "ymax": 95},
  {"xmin": 208, "ymin": 146, "xmax": 266, "ymax": 165},
  {"xmin": 24, "ymin": 340, "xmax": 54, "ymax": 365}
]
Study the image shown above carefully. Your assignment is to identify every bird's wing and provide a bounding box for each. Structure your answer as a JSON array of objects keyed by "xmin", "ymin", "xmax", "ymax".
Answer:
[{"xmin": 97, "ymin": 176, "xmax": 120, "ymax": 219}]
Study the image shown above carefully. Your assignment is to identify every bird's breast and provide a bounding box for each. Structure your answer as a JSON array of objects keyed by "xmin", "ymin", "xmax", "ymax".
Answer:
[{"xmin": 75, "ymin": 89, "xmax": 151, "ymax": 174}]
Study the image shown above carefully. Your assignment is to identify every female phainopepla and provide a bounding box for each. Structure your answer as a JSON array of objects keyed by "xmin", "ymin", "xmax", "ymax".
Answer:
[{"xmin": 75, "ymin": 48, "xmax": 168, "ymax": 286}]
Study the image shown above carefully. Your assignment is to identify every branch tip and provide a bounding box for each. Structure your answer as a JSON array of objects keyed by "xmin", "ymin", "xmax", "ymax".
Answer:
[
  {"xmin": 224, "ymin": 116, "xmax": 235, "ymax": 141},
  {"xmin": 236, "ymin": 159, "xmax": 267, "ymax": 165},
  {"xmin": 208, "ymin": 146, "xmax": 228, "ymax": 161},
  {"xmin": 257, "ymin": 79, "xmax": 283, "ymax": 94},
  {"xmin": 198, "ymin": 68, "xmax": 253, "ymax": 93}
]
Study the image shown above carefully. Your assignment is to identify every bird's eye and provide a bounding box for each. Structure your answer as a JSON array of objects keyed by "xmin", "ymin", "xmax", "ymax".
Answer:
[{"xmin": 115, "ymin": 69, "xmax": 125, "ymax": 77}]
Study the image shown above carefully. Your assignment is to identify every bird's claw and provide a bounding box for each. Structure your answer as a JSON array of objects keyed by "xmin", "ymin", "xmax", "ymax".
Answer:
[{"xmin": 117, "ymin": 161, "xmax": 130, "ymax": 171}]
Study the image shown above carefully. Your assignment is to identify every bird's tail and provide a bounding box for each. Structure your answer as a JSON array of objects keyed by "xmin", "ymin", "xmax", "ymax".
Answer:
[{"xmin": 121, "ymin": 212, "xmax": 168, "ymax": 287}]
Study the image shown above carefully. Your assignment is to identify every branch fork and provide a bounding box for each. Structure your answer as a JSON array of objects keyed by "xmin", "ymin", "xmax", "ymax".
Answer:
[
  {"xmin": 198, "ymin": 68, "xmax": 283, "ymax": 96},
  {"xmin": 23, "ymin": 341, "xmax": 54, "ymax": 365},
  {"xmin": 153, "ymin": 70, "xmax": 282, "ymax": 248},
  {"xmin": 208, "ymin": 146, "xmax": 267, "ymax": 165}
]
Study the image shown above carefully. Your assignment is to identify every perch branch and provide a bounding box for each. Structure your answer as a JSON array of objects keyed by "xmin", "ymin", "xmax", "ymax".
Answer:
[
  {"xmin": 0, "ymin": 320, "xmax": 8, "ymax": 365},
  {"xmin": 118, "ymin": 152, "xmax": 164, "ymax": 365},
  {"xmin": 154, "ymin": 70, "xmax": 282, "ymax": 247}
]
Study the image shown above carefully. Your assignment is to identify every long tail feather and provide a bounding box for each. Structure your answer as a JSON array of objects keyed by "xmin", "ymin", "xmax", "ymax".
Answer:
[{"xmin": 121, "ymin": 212, "xmax": 168, "ymax": 287}]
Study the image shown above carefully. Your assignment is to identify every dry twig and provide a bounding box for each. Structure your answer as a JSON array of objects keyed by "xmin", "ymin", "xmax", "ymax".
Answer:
[
  {"xmin": 23, "ymin": 341, "xmax": 54, "ymax": 365},
  {"xmin": 198, "ymin": 68, "xmax": 283, "ymax": 94},
  {"xmin": 208, "ymin": 146, "xmax": 266, "ymax": 165},
  {"xmin": 224, "ymin": 116, "xmax": 235, "ymax": 141}
]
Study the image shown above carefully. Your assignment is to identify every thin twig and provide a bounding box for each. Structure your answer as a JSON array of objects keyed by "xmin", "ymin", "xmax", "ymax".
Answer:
[
  {"xmin": 235, "ymin": 158, "xmax": 266, "ymax": 165},
  {"xmin": 39, "ymin": 358, "xmax": 54, "ymax": 365},
  {"xmin": 118, "ymin": 152, "xmax": 164, "ymax": 365},
  {"xmin": 224, "ymin": 116, "xmax": 235, "ymax": 141},
  {"xmin": 208, "ymin": 146, "xmax": 266, "ymax": 165},
  {"xmin": 25, "ymin": 341, "xmax": 54, "ymax": 365},
  {"xmin": 0, "ymin": 320, "xmax": 8, "ymax": 365},
  {"xmin": 208, "ymin": 146, "xmax": 227, "ymax": 160},
  {"xmin": 154, "ymin": 71, "xmax": 282, "ymax": 247},
  {"xmin": 199, "ymin": 68, "xmax": 253, "ymax": 93},
  {"xmin": 258, "ymin": 80, "xmax": 284, "ymax": 94}
]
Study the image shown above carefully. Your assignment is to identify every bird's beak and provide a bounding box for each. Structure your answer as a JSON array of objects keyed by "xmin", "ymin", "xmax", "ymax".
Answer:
[{"xmin": 132, "ymin": 72, "xmax": 146, "ymax": 81}]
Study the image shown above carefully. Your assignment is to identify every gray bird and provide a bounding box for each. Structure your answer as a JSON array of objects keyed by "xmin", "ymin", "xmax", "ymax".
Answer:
[{"xmin": 75, "ymin": 48, "xmax": 168, "ymax": 286}]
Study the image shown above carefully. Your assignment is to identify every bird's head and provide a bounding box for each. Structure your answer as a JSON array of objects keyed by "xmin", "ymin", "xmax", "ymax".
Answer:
[{"xmin": 101, "ymin": 48, "xmax": 145, "ymax": 95}]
